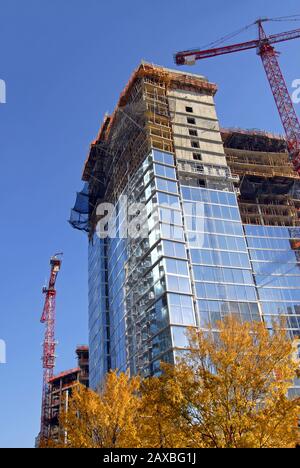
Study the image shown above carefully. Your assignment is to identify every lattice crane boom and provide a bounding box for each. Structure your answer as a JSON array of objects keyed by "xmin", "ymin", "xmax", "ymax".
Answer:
[
  {"xmin": 40, "ymin": 253, "xmax": 62, "ymax": 440},
  {"xmin": 174, "ymin": 19, "xmax": 300, "ymax": 173}
]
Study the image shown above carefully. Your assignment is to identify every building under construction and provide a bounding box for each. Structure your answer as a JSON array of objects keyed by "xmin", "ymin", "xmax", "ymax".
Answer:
[
  {"xmin": 47, "ymin": 346, "xmax": 89, "ymax": 442},
  {"xmin": 70, "ymin": 62, "xmax": 300, "ymax": 393},
  {"xmin": 222, "ymin": 128, "xmax": 300, "ymax": 227}
]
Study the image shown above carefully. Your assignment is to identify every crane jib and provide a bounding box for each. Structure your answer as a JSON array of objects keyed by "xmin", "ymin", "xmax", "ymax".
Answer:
[
  {"xmin": 175, "ymin": 26, "xmax": 300, "ymax": 63},
  {"xmin": 174, "ymin": 21, "xmax": 300, "ymax": 175}
]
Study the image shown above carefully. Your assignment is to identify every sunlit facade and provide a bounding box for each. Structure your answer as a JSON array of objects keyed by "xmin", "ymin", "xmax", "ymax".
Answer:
[
  {"xmin": 245, "ymin": 225, "xmax": 300, "ymax": 337},
  {"xmin": 70, "ymin": 63, "xmax": 300, "ymax": 389},
  {"xmin": 88, "ymin": 148, "xmax": 300, "ymax": 389}
]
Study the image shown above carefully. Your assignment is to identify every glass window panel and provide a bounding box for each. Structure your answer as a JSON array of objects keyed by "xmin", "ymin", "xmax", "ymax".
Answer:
[
  {"xmin": 167, "ymin": 276, "xmax": 191, "ymax": 294},
  {"xmin": 165, "ymin": 259, "xmax": 189, "ymax": 276},
  {"xmin": 152, "ymin": 151, "xmax": 174, "ymax": 166},
  {"xmin": 168, "ymin": 294, "xmax": 195, "ymax": 325},
  {"xmin": 199, "ymin": 311, "xmax": 210, "ymax": 327},
  {"xmin": 157, "ymin": 192, "xmax": 180, "ymax": 209},
  {"xmin": 171, "ymin": 326, "xmax": 189, "ymax": 348},
  {"xmin": 154, "ymin": 163, "xmax": 176, "ymax": 180},
  {"xmin": 161, "ymin": 224, "xmax": 184, "ymax": 241},
  {"xmin": 159, "ymin": 208, "xmax": 182, "ymax": 226},
  {"xmin": 152, "ymin": 329, "xmax": 172, "ymax": 357},
  {"xmin": 163, "ymin": 240, "xmax": 187, "ymax": 259},
  {"xmin": 156, "ymin": 178, "xmax": 178, "ymax": 194}
]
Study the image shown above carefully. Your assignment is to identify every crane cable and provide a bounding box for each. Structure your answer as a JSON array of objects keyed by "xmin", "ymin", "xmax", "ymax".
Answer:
[
  {"xmin": 188, "ymin": 21, "xmax": 256, "ymax": 52},
  {"xmin": 268, "ymin": 14, "xmax": 300, "ymax": 22},
  {"xmin": 189, "ymin": 16, "xmax": 300, "ymax": 53}
]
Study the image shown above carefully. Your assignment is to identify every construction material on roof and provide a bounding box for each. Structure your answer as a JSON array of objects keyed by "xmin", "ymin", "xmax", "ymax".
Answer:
[
  {"xmin": 222, "ymin": 128, "xmax": 300, "ymax": 227},
  {"xmin": 71, "ymin": 62, "xmax": 217, "ymax": 236},
  {"xmin": 48, "ymin": 368, "xmax": 80, "ymax": 384}
]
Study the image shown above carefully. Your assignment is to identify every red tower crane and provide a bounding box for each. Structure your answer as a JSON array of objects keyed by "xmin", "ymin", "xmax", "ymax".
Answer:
[
  {"xmin": 175, "ymin": 18, "xmax": 300, "ymax": 174},
  {"xmin": 40, "ymin": 253, "xmax": 63, "ymax": 440}
]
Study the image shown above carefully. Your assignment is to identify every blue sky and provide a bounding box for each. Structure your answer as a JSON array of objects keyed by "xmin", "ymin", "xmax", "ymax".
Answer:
[{"xmin": 0, "ymin": 0, "xmax": 299, "ymax": 448}]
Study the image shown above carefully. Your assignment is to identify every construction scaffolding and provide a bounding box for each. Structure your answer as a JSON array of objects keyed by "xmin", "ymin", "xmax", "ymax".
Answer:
[
  {"xmin": 70, "ymin": 63, "xmax": 219, "ymax": 376},
  {"xmin": 70, "ymin": 62, "xmax": 217, "ymax": 237},
  {"xmin": 222, "ymin": 128, "xmax": 300, "ymax": 226}
]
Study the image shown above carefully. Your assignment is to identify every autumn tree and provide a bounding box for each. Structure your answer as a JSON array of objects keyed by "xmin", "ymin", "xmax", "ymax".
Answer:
[
  {"xmin": 161, "ymin": 316, "xmax": 300, "ymax": 448},
  {"xmin": 138, "ymin": 373, "xmax": 191, "ymax": 448},
  {"xmin": 48, "ymin": 317, "xmax": 299, "ymax": 449},
  {"xmin": 60, "ymin": 371, "xmax": 141, "ymax": 448}
]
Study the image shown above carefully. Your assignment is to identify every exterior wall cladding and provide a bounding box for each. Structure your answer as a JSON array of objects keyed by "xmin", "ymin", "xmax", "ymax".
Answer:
[{"xmin": 77, "ymin": 63, "xmax": 300, "ymax": 391}]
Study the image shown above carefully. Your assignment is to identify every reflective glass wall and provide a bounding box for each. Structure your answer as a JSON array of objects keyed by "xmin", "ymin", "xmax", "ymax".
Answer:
[
  {"xmin": 245, "ymin": 225, "xmax": 300, "ymax": 337},
  {"xmin": 181, "ymin": 187, "xmax": 261, "ymax": 329},
  {"xmin": 123, "ymin": 150, "xmax": 196, "ymax": 377},
  {"xmin": 88, "ymin": 149, "xmax": 300, "ymax": 390},
  {"xmin": 88, "ymin": 236, "xmax": 109, "ymax": 389}
]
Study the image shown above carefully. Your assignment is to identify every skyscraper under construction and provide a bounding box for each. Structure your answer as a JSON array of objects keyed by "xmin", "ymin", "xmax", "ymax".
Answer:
[{"xmin": 70, "ymin": 62, "xmax": 300, "ymax": 392}]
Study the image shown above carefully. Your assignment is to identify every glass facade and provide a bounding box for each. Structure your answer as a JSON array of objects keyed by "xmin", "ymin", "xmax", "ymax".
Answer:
[
  {"xmin": 181, "ymin": 186, "xmax": 261, "ymax": 329},
  {"xmin": 245, "ymin": 225, "xmax": 300, "ymax": 337},
  {"xmin": 88, "ymin": 236, "xmax": 109, "ymax": 389},
  {"xmin": 66, "ymin": 64, "xmax": 300, "ymax": 396},
  {"xmin": 88, "ymin": 149, "xmax": 300, "ymax": 389},
  {"xmin": 123, "ymin": 150, "xmax": 196, "ymax": 377}
]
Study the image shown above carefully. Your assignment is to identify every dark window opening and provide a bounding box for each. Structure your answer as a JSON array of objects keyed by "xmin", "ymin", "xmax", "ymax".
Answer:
[
  {"xmin": 290, "ymin": 239, "xmax": 300, "ymax": 250},
  {"xmin": 198, "ymin": 180, "xmax": 206, "ymax": 187},
  {"xmin": 193, "ymin": 153, "xmax": 202, "ymax": 161},
  {"xmin": 189, "ymin": 129, "xmax": 198, "ymax": 137},
  {"xmin": 186, "ymin": 106, "xmax": 193, "ymax": 113},
  {"xmin": 191, "ymin": 140, "xmax": 200, "ymax": 148},
  {"xmin": 187, "ymin": 117, "xmax": 196, "ymax": 125}
]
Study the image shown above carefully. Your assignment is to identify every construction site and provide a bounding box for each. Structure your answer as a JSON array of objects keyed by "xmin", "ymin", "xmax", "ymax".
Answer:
[
  {"xmin": 222, "ymin": 128, "xmax": 300, "ymax": 227},
  {"xmin": 47, "ymin": 346, "xmax": 89, "ymax": 442},
  {"xmin": 37, "ymin": 253, "xmax": 89, "ymax": 442},
  {"xmin": 4, "ymin": 0, "xmax": 300, "ymax": 450},
  {"xmin": 42, "ymin": 15, "xmax": 300, "ymax": 439},
  {"xmin": 69, "ymin": 27, "xmax": 300, "ymax": 392},
  {"xmin": 71, "ymin": 16, "xmax": 300, "ymax": 234},
  {"xmin": 71, "ymin": 56, "xmax": 300, "ymax": 236}
]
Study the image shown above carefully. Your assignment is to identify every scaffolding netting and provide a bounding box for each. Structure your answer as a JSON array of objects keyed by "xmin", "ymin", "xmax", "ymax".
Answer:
[{"xmin": 69, "ymin": 183, "xmax": 89, "ymax": 232}]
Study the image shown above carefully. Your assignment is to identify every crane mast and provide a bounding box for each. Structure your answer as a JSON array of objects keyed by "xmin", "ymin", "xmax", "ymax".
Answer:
[
  {"xmin": 174, "ymin": 19, "xmax": 300, "ymax": 173},
  {"xmin": 40, "ymin": 254, "xmax": 62, "ymax": 441},
  {"xmin": 257, "ymin": 21, "xmax": 300, "ymax": 171}
]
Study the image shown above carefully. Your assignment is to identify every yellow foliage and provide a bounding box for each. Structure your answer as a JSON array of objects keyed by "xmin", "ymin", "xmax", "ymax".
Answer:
[
  {"xmin": 138, "ymin": 375, "xmax": 191, "ymax": 448},
  {"xmin": 163, "ymin": 317, "xmax": 300, "ymax": 448},
  {"xmin": 48, "ymin": 317, "xmax": 300, "ymax": 448},
  {"xmin": 60, "ymin": 372, "xmax": 141, "ymax": 448}
]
